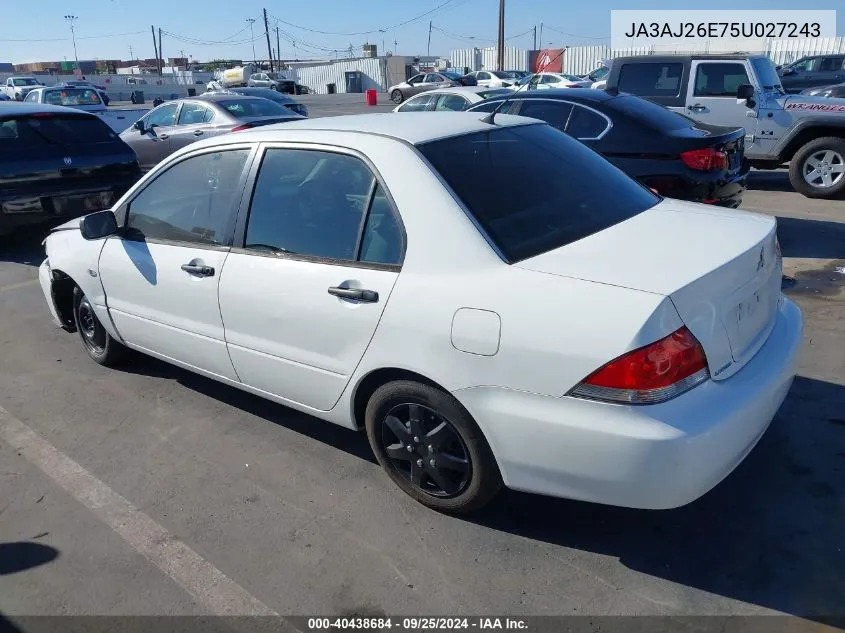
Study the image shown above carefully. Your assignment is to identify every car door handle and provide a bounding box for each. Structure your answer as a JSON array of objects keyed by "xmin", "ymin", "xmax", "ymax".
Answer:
[
  {"xmin": 328, "ymin": 286, "xmax": 379, "ymax": 302},
  {"xmin": 688, "ymin": 104, "xmax": 706, "ymax": 112},
  {"xmin": 193, "ymin": 130, "xmax": 204, "ymax": 136},
  {"xmin": 158, "ymin": 134, "xmax": 169, "ymax": 140},
  {"xmin": 181, "ymin": 263, "xmax": 215, "ymax": 277}
]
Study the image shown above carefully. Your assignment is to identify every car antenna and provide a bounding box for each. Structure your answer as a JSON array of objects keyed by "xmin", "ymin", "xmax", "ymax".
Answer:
[{"xmin": 480, "ymin": 48, "xmax": 569, "ymax": 126}]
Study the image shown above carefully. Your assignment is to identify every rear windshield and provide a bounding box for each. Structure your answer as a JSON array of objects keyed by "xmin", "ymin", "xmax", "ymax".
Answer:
[
  {"xmin": 43, "ymin": 88, "xmax": 102, "ymax": 106},
  {"xmin": 0, "ymin": 115, "xmax": 119, "ymax": 147},
  {"xmin": 608, "ymin": 94, "xmax": 697, "ymax": 130},
  {"xmin": 219, "ymin": 98, "xmax": 290, "ymax": 117},
  {"xmin": 417, "ymin": 123, "xmax": 659, "ymax": 262},
  {"xmin": 13, "ymin": 78, "xmax": 39, "ymax": 86}
]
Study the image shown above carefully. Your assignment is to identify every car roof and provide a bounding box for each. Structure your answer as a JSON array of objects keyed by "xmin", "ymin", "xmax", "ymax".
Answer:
[
  {"xmin": 483, "ymin": 88, "xmax": 617, "ymax": 103},
  {"xmin": 193, "ymin": 93, "xmax": 270, "ymax": 103},
  {"xmin": 0, "ymin": 102, "xmax": 97, "ymax": 117},
  {"xmin": 412, "ymin": 86, "xmax": 507, "ymax": 96},
  {"xmin": 211, "ymin": 112, "xmax": 539, "ymax": 145}
]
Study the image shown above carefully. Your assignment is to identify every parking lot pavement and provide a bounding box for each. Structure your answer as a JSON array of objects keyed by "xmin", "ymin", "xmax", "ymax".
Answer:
[{"xmin": 1, "ymin": 168, "xmax": 843, "ymax": 622}]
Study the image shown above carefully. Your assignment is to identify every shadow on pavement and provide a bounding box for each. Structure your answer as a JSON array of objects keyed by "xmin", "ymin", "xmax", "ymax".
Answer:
[
  {"xmin": 468, "ymin": 375, "xmax": 845, "ymax": 621},
  {"xmin": 748, "ymin": 170, "xmax": 845, "ymax": 199},
  {"xmin": 0, "ymin": 542, "xmax": 59, "ymax": 575},
  {"xmin": 115, "ymin": 353, "xmax": 376, "ymax": 464},
  {"xmin": 0, "ymin": 223, "xmax": 51, "ymax": 267},
  {"xmin": 776, "ymin": 216, "xmax": 845, "ymax": 260}
]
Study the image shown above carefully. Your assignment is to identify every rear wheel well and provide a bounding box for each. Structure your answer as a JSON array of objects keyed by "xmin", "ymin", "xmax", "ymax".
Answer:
[
  {"xmin": 780, "ymin": 126, "xmax": 845, "ymax": 162},
  {"xmin": 51, "ymin": 270, "xmax": 79, "ymax": 331},
  {"xmin": 352, "ymin": 368, "xmax": 445, "ymax": 429}
]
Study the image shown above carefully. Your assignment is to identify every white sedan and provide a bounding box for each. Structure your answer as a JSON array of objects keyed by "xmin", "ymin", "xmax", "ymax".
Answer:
[
  {"xmin": 39, "ymin": 112, "xmax": 802, "ymax": 514},
  {"xmin": 529, "ymin": 72, "xmax": 594, "ymax": 89},
  {"xmin": 392, "ymin": 87, "xmax": 514, "ymax": 112}
]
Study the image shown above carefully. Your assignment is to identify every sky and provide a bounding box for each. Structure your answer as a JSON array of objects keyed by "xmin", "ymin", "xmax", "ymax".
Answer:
[{"xmin": 2, "ymin": 0, "xmax": 843, "ymax": 64}]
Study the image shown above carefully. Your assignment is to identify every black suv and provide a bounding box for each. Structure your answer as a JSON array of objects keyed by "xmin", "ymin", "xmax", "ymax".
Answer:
[{"xmin": 778, "ymin": 54, "xmax": 845, "ymax": 93}]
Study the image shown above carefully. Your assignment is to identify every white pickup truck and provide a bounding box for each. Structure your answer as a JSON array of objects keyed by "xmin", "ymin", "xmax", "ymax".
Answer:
[
  {"xmin": 3, "ymin": 76, "xmax": 44, "ymax": 100},
  {"xmin": 22, "ymin": 86, "xmax": 148, "ymax": 134}
]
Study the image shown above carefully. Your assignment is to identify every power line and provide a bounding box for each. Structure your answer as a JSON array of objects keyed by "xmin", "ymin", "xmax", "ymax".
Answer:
[
  {"xmin": 543, "ymin": 24, "xmax": 610, "ymax": 40},
  {"xmin": 0, "ymin": 29, "xmax": 147, "ymax": 43}
]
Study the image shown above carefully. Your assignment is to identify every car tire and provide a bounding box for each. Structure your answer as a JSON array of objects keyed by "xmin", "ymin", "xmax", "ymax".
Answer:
[
  {"xmin": 72, "ymin": 287, "xmax": 128, "ymax": 367},
  {"xmin": 789, "ymin": 136, "xmax": 845, "ymax": 199},
  {"xmin": 390, "ymin": 89, "xmax": 403, "ymax": 104},
  {"xmin": 365, "ymin": 380, "xmax": 502, "ymax": 514}
]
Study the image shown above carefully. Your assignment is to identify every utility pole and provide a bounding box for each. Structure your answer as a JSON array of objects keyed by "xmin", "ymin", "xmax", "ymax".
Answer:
[
  {"xmin": 158, "ymin": 27, "xmax": 163, "ymax": 76},
  {"xmin": 533, "ymin": 25, "xmax": 537, "ymax": 50},
  {"xmin": 539, "ymin": 22, "xmax": 544, "ymax": 50},
  {"xmin": 276, "ymin": 26, "xmax": 282, "ymax": 63},
  {"xmin": 496, "ymin": 0, "xmax": 505, "ymax": 71},
  {"xmin": 263, "ymin": 9, "xmax": 274, "ymax": 71},
  {"xmin": 393, "ymin": 37, "xmax": 397, "ymax": 55},
  {"xmin": 427, "ymin": 21, "xmax": 432, "ymax": 57},
  {"xmin": 246, "ymin": 18, "xmax": 256, "ymax": 63},
  {"xmin": 129, "ymin": 44, "xmax": 134, "ymax": 62},
  {"xmin": 64, "ymin": 15, "xmax": 81, "ymax": 75},
  {"xmin": 150, "ymin": 25, "xmax": 160, "ymax": 75}
]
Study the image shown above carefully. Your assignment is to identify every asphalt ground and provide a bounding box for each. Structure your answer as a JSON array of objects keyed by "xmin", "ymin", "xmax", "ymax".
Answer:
[{"xmin": 0, "ymin": 99, "xmax": 843, "ymax": 629}]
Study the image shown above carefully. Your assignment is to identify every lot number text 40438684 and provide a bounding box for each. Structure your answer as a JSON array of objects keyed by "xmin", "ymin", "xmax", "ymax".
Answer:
[{"xmin": 305, "ymin": 617, "xmax": 529, "ymax": 630}]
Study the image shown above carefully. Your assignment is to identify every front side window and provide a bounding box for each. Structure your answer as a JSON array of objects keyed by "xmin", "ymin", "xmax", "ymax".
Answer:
[
  {"xmin": 617, "ymin": 62, "xmax": 684, "ymax": 97},
  {"xmin": 417, "ymin": 124, "xmax": 658, "ymax": 263},
  {"xmin": 540, "ymin": 75, "xmax": 560, "ymax": 84},
  {"xmin": 790, "ymin": 58, "xmax": 815, "ymax": 73},
  {"xmin": 694, "ymin": 63, "xmax": 751, "ymax": 97},
  {"xmin": 145, "ymin": 103, "xmax": 178, "ymax": 128},
  {"xmin": 397, "ymin": 94, "xmax": 436, "ymax": 112},
  {"xmin": 245, "ymin": 149, "xmax": 374, "ymax": 261},
  {"xmin": 126, "ymin": 149, "xmax": 251, "ymax": 245},
  {"xmin": 408, "ymin": 74, "xmax": 424, "ymax": 85}
]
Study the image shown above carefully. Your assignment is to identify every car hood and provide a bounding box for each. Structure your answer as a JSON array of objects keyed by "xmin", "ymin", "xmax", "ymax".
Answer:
[{"xmin": 779, "ymin": 93, "xmax": 845, "ymax": 113}]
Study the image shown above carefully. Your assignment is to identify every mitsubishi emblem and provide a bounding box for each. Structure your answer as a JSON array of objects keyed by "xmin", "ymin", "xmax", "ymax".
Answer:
[
  {"xmin": 756, "ymin": 247, "xmax": 765, "ymax": 271},
  {"xmin": 63, "ymin": 157, "xmax": 73, "ymax": 166}
]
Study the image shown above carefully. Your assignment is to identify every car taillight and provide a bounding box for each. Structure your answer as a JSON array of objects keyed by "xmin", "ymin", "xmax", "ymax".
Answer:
[
  {"xmin": 569, "ymin": 326, "xmax": 709, "ymax": 405},
  {"xmin": 680, "ymin": 147, "xmax": 728, "ymax": 171},
  {"xmin": 231, "ymin": 123, "xmax": 254, "ymax": 132}
]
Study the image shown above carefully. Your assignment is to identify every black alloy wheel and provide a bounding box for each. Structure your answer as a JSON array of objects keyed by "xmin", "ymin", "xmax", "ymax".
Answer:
[{"xmin": 380, "ymin": 403, "xmax": 471, "ymax": 498}]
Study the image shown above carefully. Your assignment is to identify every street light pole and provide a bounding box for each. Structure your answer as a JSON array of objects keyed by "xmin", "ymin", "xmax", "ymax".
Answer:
[
  {"xmin": 246, "ymin": 18, "xmax": 256, "ymax": 63},
  {"xmin": 64, "ymin": 15, "xmax": 81, "ymax": 75}
]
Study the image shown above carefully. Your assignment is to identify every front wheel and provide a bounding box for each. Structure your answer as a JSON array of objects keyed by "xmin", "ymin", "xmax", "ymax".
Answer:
[
  {"xmin": 365, "ymin": 380, "xmax": 502, "ymax": 514},
  {"xmin": 72, "ymin": 287, "xmax": 127, "ymax": 367},
  {"xmin": 789, "ymin": 136, "xmax": 845, "ymax": 198},
  {"xmin": 390, "ymin": 89, "xmax": 403, "ymax": 104}
]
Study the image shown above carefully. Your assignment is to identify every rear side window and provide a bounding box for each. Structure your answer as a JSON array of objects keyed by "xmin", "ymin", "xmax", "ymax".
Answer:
[
  {"xmin": 515, "ymin": 100, "xmax": 573, "ymax": 130},
  {"xmin": 617, "ymin": 63, "xmax": 684, "ymax": 97},
  {"xmin": 0, "ymin": 115, "xmax": 118, "ymax": 146},
  {"xmin": 417, "ymin": 124, "xmax": 659, "ymax": 262},
  {"xmin": 435, "ymin": 94, "xmax": 468, "ymax": 111},
  {"xmin": 694, "ymin": 63, "xmax": 750, "ymax": 97},
  {"xmin": 566, "ymin": 106, "xmax": 608, "ymax": 139},
  {"xmin": 220, "ymin": 98, "xmax": 289, "ymax": 117},
  {"xmin": 43, "ymin": 88, "xmax": 102, "ymax": 106},
  {"xmin": 819, "ymin": 56, "xmax": 845, "ymax": 72}
]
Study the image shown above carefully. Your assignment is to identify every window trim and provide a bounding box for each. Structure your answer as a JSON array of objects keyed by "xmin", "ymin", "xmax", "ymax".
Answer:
[
  {"xmin": 230, "ymin": 141, "xmax": 407, "ymax": 271},
  {"xmin": 115, "ymin": 143, "xmax": 259, "ymax": 250},
  {"xmin": 692, "ymin": 61, "xmax": 752, "ymax": 98}
]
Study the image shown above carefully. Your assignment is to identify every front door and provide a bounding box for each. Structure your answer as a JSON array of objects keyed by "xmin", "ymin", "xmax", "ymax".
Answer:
[
  {"xmin": 218, "ymin": 146, "xmax": 405, "ymax": 411},
  {"xmin": 167, "ymin": 101, "xmax": 217, "ymax": 151},
  {"xmin": 127, "ymin": 102, "xmax": 180, "ymax": 170},
  {"xmin": 98, "ymin": 147, "xmax": 254, "ymax": 379},
  {"xmin": 686, "ymin": 60, "xmax": 761, "ymax": 153}
]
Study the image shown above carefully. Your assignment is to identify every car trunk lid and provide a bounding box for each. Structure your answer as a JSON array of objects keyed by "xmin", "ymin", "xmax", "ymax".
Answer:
[{"xmin": 515, "ymin": 199, "xmax": 781, "ymax": 380}]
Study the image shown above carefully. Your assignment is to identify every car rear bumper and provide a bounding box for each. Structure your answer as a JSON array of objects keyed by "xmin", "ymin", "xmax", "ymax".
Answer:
[{"xmin": 453, "ymin": 297, "xmax": 803, "ymax": 509}]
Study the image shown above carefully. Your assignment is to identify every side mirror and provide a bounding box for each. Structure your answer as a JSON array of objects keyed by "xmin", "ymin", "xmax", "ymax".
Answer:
[
  {"xmin": 782, "ymin": 68, "xmax": 795, "ymax": 76},
  {"xmin": 736, "ymin": 84, "xmax": 755, "ymax": 100},
  {"xmin": 80, "ymin": 210, "xmax": 118, "ymax": 240},
  {"xmin": 133, "ymin": 119, "xmax": 145, "ymax": 133}
]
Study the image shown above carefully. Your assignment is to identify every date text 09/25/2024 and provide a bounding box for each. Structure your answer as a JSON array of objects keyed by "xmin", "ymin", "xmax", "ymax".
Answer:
[{"xmin": 306, "ymin": 618, "xmax": 528, "ymax": 630}]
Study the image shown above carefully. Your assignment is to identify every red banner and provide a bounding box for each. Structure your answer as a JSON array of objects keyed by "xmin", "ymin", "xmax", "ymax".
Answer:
[{"xmin": 530, "ymin": 48, "xmax": 565, "ymax": 73}]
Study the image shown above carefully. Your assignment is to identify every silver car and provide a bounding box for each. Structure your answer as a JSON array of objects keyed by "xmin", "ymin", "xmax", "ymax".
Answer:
[
  {"xmin": 119, "ymin": 94, "xmax": 302, "ymax": 171},
  {"xmin": 388, "ymin": 72, "xmax": 460, "ymax": 104}
]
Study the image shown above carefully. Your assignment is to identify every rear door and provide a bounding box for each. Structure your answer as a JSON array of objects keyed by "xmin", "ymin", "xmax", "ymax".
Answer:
[
  {"xmin": 218, "ymin": 145, "xmax": 405, "ymax": 411},
  {"xmin": 167, "ymin": 101, "xmax": 219, "ymax": 151},
  {"xmin": 816, "ymin": 55, "xmax": 845, "ymax": 86}
]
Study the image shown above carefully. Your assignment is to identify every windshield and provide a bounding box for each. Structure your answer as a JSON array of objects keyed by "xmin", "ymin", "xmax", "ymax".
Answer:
[
  {"xmin": 13, "ymin": 78, "xmax": 39, "ymax": 86},
  {"xmin": 44, "ymin": 88, "xmax": 102, "ymax": 106},
  {"xmin": 491, "ymin": 71, "xmax": 513, "ymax": 79},
  {"xmin": 750, "ymin": 57, "xmax": 784, "ymax": 92},
  {"xmin": 417, "ymin": 124, "xmax": 659, "ymax": 262},
  {"xmin": 219, "ymin": 98, "xmax": 291, "ymax": 117}
]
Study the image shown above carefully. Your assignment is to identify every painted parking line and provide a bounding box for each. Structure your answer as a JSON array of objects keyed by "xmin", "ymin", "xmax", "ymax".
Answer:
[
  {"xmin": 0, "ymin": 279, "xmax": 40, "ymax": 293},
  {"xmin": 0, "ymin": 405, "xmax": 297, "ymax": 625}
]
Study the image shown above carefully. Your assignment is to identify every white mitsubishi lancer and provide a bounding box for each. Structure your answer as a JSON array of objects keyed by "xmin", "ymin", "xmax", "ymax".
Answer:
[{"xmin": 38, "ymin": 112, "xmax": 803, "ymax": 514}]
